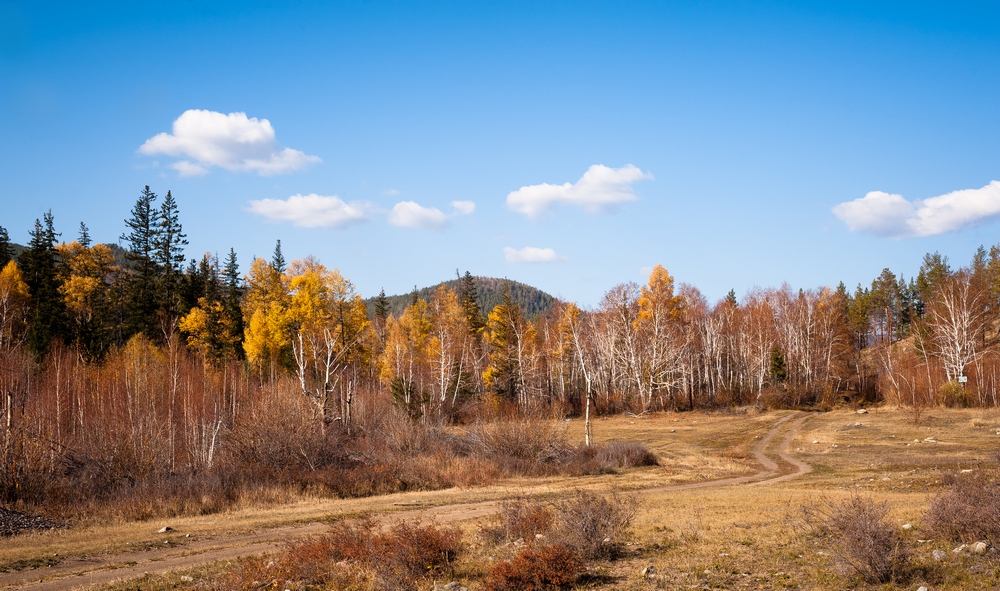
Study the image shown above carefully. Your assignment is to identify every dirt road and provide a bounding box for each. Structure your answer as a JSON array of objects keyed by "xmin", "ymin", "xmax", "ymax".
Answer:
[{"xmin": 0, "ymin": 412, "xmax": 812, "ymax": 591}]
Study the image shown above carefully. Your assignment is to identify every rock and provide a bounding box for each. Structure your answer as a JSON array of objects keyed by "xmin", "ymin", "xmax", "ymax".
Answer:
[
  {"xmin": 917, "ymin": 587, "xmax": 929, "ymax": 591},
  {"xmin": 902, "ymin": 523, "xmax": 912, "ymax": 530},
  {"xmin": 933, "ymin": 550, "xmax": 946, "ymax": 561},
  {"xmin": 857, "ymin": 408, "xmax": 868, "ymax": 414},
  {"xmin": 0, "ymin": 507, "xmax": 69, "ymax": 537},
  {"xmin": 442, "ymin": 582, "xmax": 468, "ymax": 591},
  {"xmin": 924, "ymin": 436, "xmax": 938, "ymax": 443},
  {"xmin": 953, "ymin": 544, "xmax": 968, "ymax": 554},
  {"xmin": 855, "ymin": 422, "xmax": 863, "ymax": 427},
  {"xmin": 641, "ymin": 565, "xmax": 656, "ymax": 577},
  {"xmin": 813, "ymin": 440, "xmax": 819, "ymax": 444},
  {"xmin": 535, "ymin": 533, "xmax": 545, "ymax": 539},
  {"xmin": 973, "ymin": 541, "xmax": 988, "ymax": 554},
  {"xmin": 179, "ymin": 575, "xmax": 193, "ymax": 582},
  {"xmin": 158, "ymin": 526, "xmax": 174, "ymax": 533}
]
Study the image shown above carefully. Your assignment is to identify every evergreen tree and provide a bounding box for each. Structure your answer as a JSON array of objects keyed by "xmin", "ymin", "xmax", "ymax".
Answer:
[
  {"xmin": 154, "ymin": 190, "xmax": 188, "ymax": 317},
  {"xmin": 19, "ymin": 211, "xmax": 67, "ymax": 357},
  {"xmin": 121, "ymin": 186, "xmax": 161, "ymax": 338},
  {"xmin": 0, "ymin": 225, "xmax": 11, "ymax": 269},
  {"xmin": 222, "ymin": 248, "xmax": 245, "ymax": 357},
  {"xmin": 457, "ymin": 270, "xmax": 484, "ymax": 334},
  {"xmin": 769, "ymin": 346, "xmax": 787, "ymax": 383},
  {"xmin": 78, "ymin": 222, "xmax": 91, "ymax": 248},
  {"xmin": 271, "ymin": 239, "xmax": 286, "ymax": 274},
  {"xmin": 725, "ymin": 288, "xmax": 738, "ymax": 307}
]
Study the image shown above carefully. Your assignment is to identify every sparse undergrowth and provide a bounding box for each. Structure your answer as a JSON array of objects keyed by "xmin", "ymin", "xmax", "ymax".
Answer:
[
  {"xmin": 927, "ymin": 471, "xmax": 1000, "ymax": 546},
  {"xmin": 223, "ymin": 516, "xmax": 461, "ymax": 591},
  {"xmin": 805, "ymin": 494, "xmax": 910, "ymax": 584}
]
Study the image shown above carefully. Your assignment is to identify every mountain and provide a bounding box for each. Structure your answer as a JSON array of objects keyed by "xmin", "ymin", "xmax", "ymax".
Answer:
[{"xmin": 366, "ymin": 276, "xmax": 557, "ymax": 320}]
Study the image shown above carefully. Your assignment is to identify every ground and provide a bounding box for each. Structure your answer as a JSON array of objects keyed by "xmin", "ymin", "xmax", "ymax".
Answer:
[{"xmin": 2, "ymin": 406, "xmax": 999, "ymax": 590}]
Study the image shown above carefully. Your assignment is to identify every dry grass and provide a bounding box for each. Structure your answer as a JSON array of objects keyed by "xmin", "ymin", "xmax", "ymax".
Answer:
[{"xmin": 9, "ymin": 407, "xmax": 1000, "ymax": 590}]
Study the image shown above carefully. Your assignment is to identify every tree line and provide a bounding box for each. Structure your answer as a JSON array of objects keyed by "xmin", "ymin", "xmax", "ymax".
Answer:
[{"xmin": 3, "ymin": 186, "xmax": 1000, "ymax": 436}]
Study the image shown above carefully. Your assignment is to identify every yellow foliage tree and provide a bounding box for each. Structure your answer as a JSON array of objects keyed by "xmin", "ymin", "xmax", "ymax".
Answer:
[
  {"xmin": 241, "ymin": 257, "xmax": 290, "ymax": 378},
  {"xmin": 0, "ymin": 261, "xmax": 30, "ymax": 351}
]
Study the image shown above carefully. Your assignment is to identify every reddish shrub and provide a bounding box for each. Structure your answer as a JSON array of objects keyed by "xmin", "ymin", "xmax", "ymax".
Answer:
[
  {"xmin": 484, "ymin": 544, "xmax": 581, "ymax": 591},
  {"xmin": 480, "ymin": 497, "xmax": 553, "ymax": 544}
]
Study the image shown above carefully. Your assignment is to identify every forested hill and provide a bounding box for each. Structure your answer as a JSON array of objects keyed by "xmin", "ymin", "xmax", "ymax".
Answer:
[{"xmin": 366, "ymin": 276, "xmax": 556, "ymax": 320}]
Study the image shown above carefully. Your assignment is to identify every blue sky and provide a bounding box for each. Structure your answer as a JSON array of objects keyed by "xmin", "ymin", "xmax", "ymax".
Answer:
[{"xmin": 2, "ymin": 1, "xmax": 999, "ymax": 306}]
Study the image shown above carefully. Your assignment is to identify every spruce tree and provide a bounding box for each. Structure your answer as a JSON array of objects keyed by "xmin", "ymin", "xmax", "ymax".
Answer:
[
  {"xmin": 0, "ymin": 225, "xmax": 11, "ymax": 268},
  {"xmin": 78, "ymin": 222, "xmax": 91, "ymax": 248},
  {"xmin": 457, "ymin": 270, "xmax": 484, "ymax": 334},
  {"xmin": 122, "ymin": 185, "xmax": 161, "ymax": 338},
  {"xmin": 222, "ymin": 248, "xmax": 245, "ymax": 357},
  {"xmin": 154, "ymin": 190, "xmax": 188, "ymax": 317},
  {"xmin": 271, "ymin": 239, "xmax": 286, "ymax": 274},
  {"xmin": 20, "ymin": 211, "xmax": 67, "ymax": 357}
]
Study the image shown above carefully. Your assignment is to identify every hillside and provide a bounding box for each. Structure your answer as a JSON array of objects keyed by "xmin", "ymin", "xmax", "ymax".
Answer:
[{"xmin": 366, "ymin": 276, "xmax": 556, "ymax": 320}]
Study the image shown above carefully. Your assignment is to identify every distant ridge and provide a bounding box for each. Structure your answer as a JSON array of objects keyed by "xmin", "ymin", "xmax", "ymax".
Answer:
[{"xmin": 366, "ymin": 276, "xmax": 556, "ymax": 320}]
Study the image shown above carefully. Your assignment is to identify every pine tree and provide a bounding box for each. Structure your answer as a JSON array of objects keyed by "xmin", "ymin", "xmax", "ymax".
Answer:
[
  {"xmin": 0, "ymin": 225, "xmax": 11, "ymax": 269},
  {"xmin": 271, "ymin": 240, "xmax": 286, "ymax": 274},
  {"xmin": 20, "ymin": 211, "xmax": 67, "ymax": 357},
  {"xmin": 725, "ymin": 289, "xmax": 737, "ymax": 307}
]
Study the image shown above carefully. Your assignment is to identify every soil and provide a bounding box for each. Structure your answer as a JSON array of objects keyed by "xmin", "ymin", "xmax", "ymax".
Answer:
[{"xmin": 0, "ymin": 412, "xmax": 812, "ymax": 591}]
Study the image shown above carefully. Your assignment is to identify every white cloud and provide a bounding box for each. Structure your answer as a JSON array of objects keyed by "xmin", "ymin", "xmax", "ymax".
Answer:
[
  {"xmin": 139, "ymin": 109, "xmax": 320, "ymax": 176},
  {"xmin": 504, "ymin": 246, "xmax": 567, "ymax": 264},
  {"xmin": 388, "ymin": 201, "xmax": 449, "ymax": 230},
  {"xmin": 383, "ymin": 189, "xmax": 401, "ymax": 196},
  {"xmin": 247, "ymin": 194, "xmax": 370, "ymax": 228},
  {"xmin": 833, "ymin": 181, "xmax": 1000, "ymax": 238},
  {"xmin": 506, "ymin": 164, "xmax": 653, "ymax": 219},
  {"xmin": 451, "ymin": 200, "xmax": 476, "ymax": 215}
]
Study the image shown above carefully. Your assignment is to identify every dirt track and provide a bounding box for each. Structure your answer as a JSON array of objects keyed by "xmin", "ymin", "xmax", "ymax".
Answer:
[{"xmin": 0, "ymin": 412, "xmax": 812, "ymax": 591}]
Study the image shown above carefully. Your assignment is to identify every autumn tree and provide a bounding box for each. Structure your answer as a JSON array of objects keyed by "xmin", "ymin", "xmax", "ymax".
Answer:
[
  {"xmin": 56, "ymin": 240, "xmax": 116, "ymax": 358},
  {"xmin": 285, "ymin": 257, "xmax": 369, "ymax": 430},
  {"xmin": 242, "ymin": 256, "xmax": 290, "ymax": 380},
  {"xmin": 636, "ymin": 264, "xmax": 686, "ymax": 409},
  {"xmin": 0, "ymin": 262, "xmax": 30, "ymax": 353},
  {"xmin": 926, "ymin": 271, "xmax": 989, "ymax": 383},
  {"xmin": 483, "ymin": 281, "xmax": 537, "ymax": 409},
  {"xmin": 382, "ymin": 296, "xmax": 432, "ymax": 417}
]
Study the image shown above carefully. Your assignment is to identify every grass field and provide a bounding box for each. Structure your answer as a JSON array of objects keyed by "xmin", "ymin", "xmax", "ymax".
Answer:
[{"xmin": 4, "ymin": 406, "xmax": 1000, "ymax": 590}]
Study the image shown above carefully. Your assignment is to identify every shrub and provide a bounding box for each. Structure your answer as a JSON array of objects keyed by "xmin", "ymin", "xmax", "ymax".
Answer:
[
  {"xmin": 927, "ymin": 473, "xmax": 1000, "ymax": 545},
  {"xmin": 224, "ymin": 515, "xmax": 462, "ymax": 591},
  {"xmin": 484, "ymin": 544, "xmax": 581, "ymax": 591},
  {"xmin": 594, "ymin": 440, "xmax": 659, "ymax": 469},
  {"xmin": 805, "ymin": 495, "xmax": 909, "ymax": 584},
  {"xmin": 480, "ymin": 496, "xmax": 553, "ymax": 545},
  {"xmin": 464, "ymin": 420, "xmax": 573, "ymax": 469},
  {"xmin": 550, "ymin": 489, "xmax": 636, "ymax": 559}
]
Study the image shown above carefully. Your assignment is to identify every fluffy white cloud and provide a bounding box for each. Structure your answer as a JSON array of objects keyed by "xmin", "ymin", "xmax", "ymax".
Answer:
[
  {"xmin": 506, "ymin": 164, "xmax": 653, "ymax": 219},
  {"xmin": 833, "ymin": 181, "xmax": 1000, "ymax": 238},
  {"xmin": 503, "ymin": 246, "xmax": 567, "ymax": 264},
  {"xmin": 388, "ymin": 201, "xmax": 449, "ymax": 230},
  {"xmin": 139, "ymin": 109, "xmax": 320, "ymax": 176},
  {"xmin": 451, "ymin": 200, "xmax": 476, "ymax": 215},
  {"xmin": 247, "ymin": 194, "xmax": 369, "ymax": 228}
]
